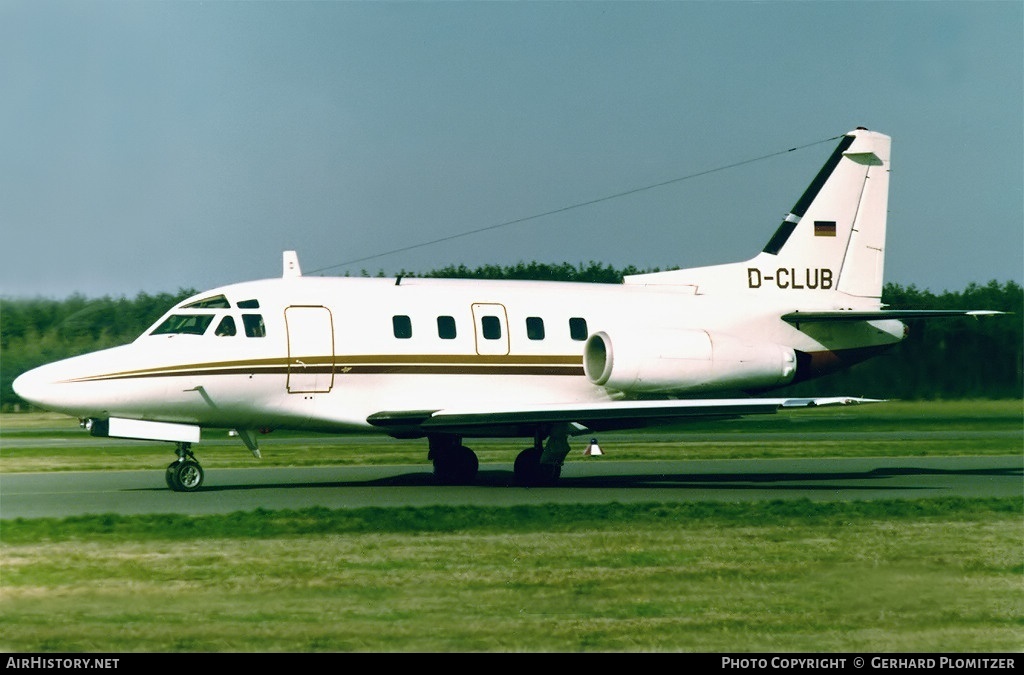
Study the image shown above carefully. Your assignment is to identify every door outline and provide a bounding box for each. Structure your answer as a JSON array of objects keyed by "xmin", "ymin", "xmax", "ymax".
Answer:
[
  {"xmin": 471, "ymin": 303, "xmax": 509, "ymax": 356},
  {"xmin": 285, "ymin": 305, "xmax": 335, "ymax": 393}
]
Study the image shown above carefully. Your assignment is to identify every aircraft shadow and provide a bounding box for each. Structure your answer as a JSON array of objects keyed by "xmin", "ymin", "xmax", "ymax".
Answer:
[{"xmin": 164, "ymin": 463, "xmax": 1023, "ymax": 493}]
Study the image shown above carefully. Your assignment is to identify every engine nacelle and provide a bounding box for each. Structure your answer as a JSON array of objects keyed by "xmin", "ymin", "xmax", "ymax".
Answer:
[{"xmin": 583, "ymin": 328, "xmax": 797, "ymax": 394}]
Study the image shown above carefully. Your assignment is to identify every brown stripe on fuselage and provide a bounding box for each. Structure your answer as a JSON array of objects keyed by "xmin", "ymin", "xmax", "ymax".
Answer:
[{"xmin": 65, "ymin": 355, "xmax": 586, "ymax": 383}]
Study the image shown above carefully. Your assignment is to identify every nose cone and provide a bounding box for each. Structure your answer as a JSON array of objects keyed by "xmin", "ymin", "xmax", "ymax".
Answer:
[
  {"xmin": 11, "ymin": 349, "xmax": 124, "ymax": 416},
  {"xmin": 11, "ymin": 343, "xmax": 165, "ymax": 418},
  {"xmin": 12, "ymin": 363, "xmax": 64, "ymax": 412},
  {"xmin": 13, "ymin": 366, "xmax": 40, "ymax": 403}
]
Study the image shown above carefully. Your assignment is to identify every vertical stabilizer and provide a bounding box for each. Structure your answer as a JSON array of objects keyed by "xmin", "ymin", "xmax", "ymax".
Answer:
[
  {"xmin": 758, "ymin": 128, "xmax": 890, "ymax": 299},
  {"xmin": 626, "ymin": 128, "xmax": 892, "ymax": 301}
]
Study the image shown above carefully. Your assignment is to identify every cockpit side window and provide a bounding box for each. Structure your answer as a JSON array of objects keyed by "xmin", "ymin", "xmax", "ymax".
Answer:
[
  {"xmin": 237, "ymin": 299, "xmax": 260, "ymax": 309},
  {"xmin": 215, "ymin": 316, "xmax": 237, "ymax": 336},
  {"xmin": 151, "ymin": 314, "xmax": 215, "ymax": 336},
  {"xmin": 183, "ymin": 295, "xmax": 231, "ymax": 309},
  {"xmin": 242, "ymin": 314, "xmax": 266, "ymax": 338}
]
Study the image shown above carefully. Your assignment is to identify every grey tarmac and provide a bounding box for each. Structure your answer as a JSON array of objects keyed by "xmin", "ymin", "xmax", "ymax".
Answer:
[{"xmin": 1, "ymin": 455, "xmax": 1020, "ymax": 520}]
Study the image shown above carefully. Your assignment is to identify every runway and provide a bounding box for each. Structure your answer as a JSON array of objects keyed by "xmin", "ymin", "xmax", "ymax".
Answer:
[{"xmin": 1, "ymin": 455, "xmax": 1020, "ymax": 519}]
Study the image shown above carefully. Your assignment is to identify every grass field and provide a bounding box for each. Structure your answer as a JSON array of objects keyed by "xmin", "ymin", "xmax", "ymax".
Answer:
[{"xmin": 0, "ymin": 400, "xmax": 1021, "ymax": 653}]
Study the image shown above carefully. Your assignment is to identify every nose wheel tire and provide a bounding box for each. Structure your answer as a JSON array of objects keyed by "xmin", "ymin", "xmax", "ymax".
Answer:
[{"xmin": 166, "ymin": 459, "xmax": 204, "ymax": 492}]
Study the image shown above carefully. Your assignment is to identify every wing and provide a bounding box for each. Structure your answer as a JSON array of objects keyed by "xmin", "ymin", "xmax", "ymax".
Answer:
[
  {"xmin": 366, "ymin": 396, "xmax": 881, "ymax": 438},
  {"xmin": 782, "ymin": 309, "xmax": 1005, "ymax": 323}
]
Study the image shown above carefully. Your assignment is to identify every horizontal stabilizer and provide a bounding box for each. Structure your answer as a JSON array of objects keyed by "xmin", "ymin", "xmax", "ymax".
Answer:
[
  {"xmin": 782, "ymin": 309, "xmax": 1005, "ymax": 323},
  {"xmin": 368, "ymin": 396, "xmax": 881, "ymax": 437}
]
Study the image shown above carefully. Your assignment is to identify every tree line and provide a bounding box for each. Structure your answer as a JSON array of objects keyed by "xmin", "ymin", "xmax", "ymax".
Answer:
[{"xmin": 1, "ymin": 266, "xmax": 1020, "ymax": 410}]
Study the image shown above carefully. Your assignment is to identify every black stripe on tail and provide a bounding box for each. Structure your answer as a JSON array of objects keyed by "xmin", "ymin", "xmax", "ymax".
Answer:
[{"xmin": 762, "ymin": 133, "xmax": 857, "ymax": 255}]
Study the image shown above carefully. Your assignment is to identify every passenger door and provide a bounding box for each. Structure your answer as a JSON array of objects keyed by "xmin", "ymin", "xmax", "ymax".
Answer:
[{"xmin": 284, "ymin": 305, "xmax": 335, "ymax": 393}]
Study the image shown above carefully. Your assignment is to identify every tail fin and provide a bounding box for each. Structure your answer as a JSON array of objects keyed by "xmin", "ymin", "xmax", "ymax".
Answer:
[
  {"xmin": 626, "ymin": 128, "xmax": 892, "ymax": 301},
  {"xmin": 757, "ymin": 127, "xmax": 890, "ymax": 299}
]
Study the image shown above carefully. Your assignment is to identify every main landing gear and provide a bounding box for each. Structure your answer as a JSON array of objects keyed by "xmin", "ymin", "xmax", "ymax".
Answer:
[
  {"xmin": 165, "ymin": 442, "xmax": 205, "ymax": 492},
  {"xmin": 513, "ymin": 443, "xmax": 562, "ymax": 486},
  {"xmin": 428, "ymin": 424, "xmax": 573, "ymax": 487},
  {"xmin": 428, "ymin": 435, "xmax": 479, "ymax": 485}
]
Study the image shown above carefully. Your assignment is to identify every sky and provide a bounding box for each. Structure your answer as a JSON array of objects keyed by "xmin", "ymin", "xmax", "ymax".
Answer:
[{"xmin": 1, "ymin": 0, "xmax": 1021, "ymax": 300}]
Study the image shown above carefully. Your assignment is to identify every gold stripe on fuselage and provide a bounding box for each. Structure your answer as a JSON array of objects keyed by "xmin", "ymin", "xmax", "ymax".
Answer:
[{"xmin": 64, "ymin": 354, "xmax": 585, "ymax": 382}]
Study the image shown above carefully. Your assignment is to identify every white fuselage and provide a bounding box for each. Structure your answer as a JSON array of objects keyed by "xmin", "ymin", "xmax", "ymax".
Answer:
[{"xmin": 13, "ymin": 273, "xmax": 903, "ymax": 437}]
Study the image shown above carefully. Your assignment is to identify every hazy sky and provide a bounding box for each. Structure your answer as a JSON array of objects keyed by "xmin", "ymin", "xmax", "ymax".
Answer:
[{"xmin": 2, "ymin": 0, "xmax": 1021, "ymax": 299}]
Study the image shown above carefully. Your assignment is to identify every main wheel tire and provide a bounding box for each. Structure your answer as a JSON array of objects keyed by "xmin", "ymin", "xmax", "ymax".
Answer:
[
  {"xmin": 433, "ymin": 445, "xmax": 479, "ymax": 485},
  {"xmin": 513, "ymin": 447, "xmax": 561, "ymax": 487}
]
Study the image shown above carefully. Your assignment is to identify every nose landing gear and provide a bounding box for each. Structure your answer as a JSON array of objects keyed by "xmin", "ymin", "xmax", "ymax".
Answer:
[{"xmin": 165, "ymin": 442, "xmax": 204, "ymax": 492}]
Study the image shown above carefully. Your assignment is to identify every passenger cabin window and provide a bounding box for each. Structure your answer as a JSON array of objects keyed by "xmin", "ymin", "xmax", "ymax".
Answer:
[
  {"xmin": 393, "ymin": 315, "xmax": 412, "ymax": 339},
  {"xmin": 481, "ymin": 315, "xmax": 502, "ymax": 340},
  {"xmin": 437, "ymin": 316, "xmax": 456, "ymax": 340},
  {"xmin": 215, "ymin": 316, "xmax": 237, "ymax": 336},
  {"xmin": 151, "ymin": 314, "xmax": 214, "ymax": 336},
  {"xmin": 569, "ymin": 317, "xmax": 588, "ymax": 341},
  {"xmin": 526, "ymin": 317, "xmax": 545, "ymax": 340},
  {"xmin": 242, "ymin": 314, "xmax": 266, "ymax": 338},
  {"xmin": 183, "ymin": 295, "xmax": 231, "ymax": 309}
]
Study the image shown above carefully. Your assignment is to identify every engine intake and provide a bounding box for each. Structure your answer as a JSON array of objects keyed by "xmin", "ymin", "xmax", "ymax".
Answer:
[{"xmin": 583, "ymin": 329, "xmax": 796, "ymax": 394}]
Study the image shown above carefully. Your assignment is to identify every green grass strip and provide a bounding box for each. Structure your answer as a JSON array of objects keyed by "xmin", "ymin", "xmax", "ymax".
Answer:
[{"xmin": 3, "ymin": 497, "xmax": 1019, "ymax": 544}]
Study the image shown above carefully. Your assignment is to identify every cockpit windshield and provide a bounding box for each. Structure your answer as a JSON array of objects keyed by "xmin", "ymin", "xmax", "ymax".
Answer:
[
  {"xmin": 150, "ymin": 314, "xmax": 215, "ymax": 336},
  {"xmin": 214, "ymin": 316, "xmax": 237, "ymax": 336},
  {"xmin": 148, "ymin": 295, "xmax": 265, "ymax": 338},
  {"xmin": 183, "ymin": 295, "xmax": 231, "ymax": 309}
]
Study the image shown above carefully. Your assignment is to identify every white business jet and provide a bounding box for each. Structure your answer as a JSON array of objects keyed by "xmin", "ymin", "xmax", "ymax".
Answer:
[{"xmin": 13, "ymin": 128, "xmax": 999, "ymax": 491}]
